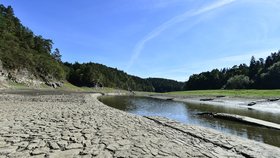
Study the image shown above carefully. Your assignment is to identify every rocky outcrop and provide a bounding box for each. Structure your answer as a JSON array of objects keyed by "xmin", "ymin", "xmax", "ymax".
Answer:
[
  {"xmin": 45, "ymin": 81, "xmax": 63, "ymax": 88},
  {"xmin": 0, "ymin": 61, "xmax": 8, "ymax": 88},
  {"xmin": 0, "ymin": 92, "xmax": 279, "ymax": 157},
  {"xmin": 0, "ymin": 60, "xmax": 63, "ymax": 88},
  {"xmin": 8, "ymin": 68, "xmax": 44, "ymax": 87}
]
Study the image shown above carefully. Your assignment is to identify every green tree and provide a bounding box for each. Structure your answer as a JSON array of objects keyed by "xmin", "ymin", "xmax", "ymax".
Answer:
[
  {"xmin": 224, "ymin": 75, "xmax": 252, "ymax": 89},
  {"xmin": 52, "ymin": 48, "xmax": 62, "ymax": 62}
]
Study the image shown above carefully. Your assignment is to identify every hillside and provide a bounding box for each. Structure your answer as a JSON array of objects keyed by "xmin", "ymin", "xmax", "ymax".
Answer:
[
  {"xmin": 64, "ymin": 62, "xmax": 155, "ymax": 92},
  {"xmin": 183, "ymin": 51, "xmax": 280, "ymax": 90},
  {"xmin": 0, "ymin": 4, "xmax": 65, "ymax": 87},
  {"xmin": 0, "ymin": 4, "xmax": 181, "ymax": 92}
]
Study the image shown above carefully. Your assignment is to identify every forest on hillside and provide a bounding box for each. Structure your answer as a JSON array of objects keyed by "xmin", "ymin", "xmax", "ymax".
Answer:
[
  {"xmin": 64, "ymin": 62, "xmax": 155, "ymax": 92},
  {"xmin": 183, "ymin": 52, "xmax": 280, "ymax": 90},
  {"xmin": 0, "ymin": 5, "xmax": 65, "ymax": 81}
]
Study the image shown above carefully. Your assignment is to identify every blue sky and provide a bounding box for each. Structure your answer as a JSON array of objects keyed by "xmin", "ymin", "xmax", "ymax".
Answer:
[{"xmin": 2, "ymin": 0, "xmax": 280, "ymax": 81}]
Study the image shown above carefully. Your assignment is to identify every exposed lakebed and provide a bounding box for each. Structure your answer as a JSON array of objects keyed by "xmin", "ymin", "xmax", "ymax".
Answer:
[{"xmin": 99, "ymin": 95, "xmax": 280, "ymax": 147}]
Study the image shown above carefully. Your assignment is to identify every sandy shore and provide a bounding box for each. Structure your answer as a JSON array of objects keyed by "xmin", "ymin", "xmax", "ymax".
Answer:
[{"xmin": 0, "ymin": 92, "xmax": 279, "ymax": 157}]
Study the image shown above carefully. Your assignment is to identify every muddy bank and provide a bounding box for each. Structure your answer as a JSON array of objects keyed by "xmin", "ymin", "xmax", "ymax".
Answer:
[{"xmin": 0, "ymin": 92, "xmax": 279, "ymax": 157}]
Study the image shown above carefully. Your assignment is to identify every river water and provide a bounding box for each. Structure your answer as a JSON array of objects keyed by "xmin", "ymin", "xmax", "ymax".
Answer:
[{"xmin": 99, "ymin": 95, "xmax": 280, "ymax": 147}]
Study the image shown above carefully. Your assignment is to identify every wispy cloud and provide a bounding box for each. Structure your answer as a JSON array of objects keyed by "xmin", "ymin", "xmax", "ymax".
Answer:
[{"xmin": 127, "ymin": 0, "xmax": 236, "ymax": 69}]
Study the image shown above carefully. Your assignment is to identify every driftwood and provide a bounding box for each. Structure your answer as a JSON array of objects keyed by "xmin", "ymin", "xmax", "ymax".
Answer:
[
  {"xmin": 247, "ymin": 102, "xmax": 256, "ymax": 106},
  {"xmin": 216, "ymin": 95, "xmax": 226, "ymax": 98},
  {"xmin": 200, "ymin": 98, "xmax": 214, "ymax": 101},
  {"xmin": 197, "ymin": 112, "xmax": 280, "ymax": 130},
  {"xmin": 267, "ymin": 98, "xmax": 280, "ymax": 102}
]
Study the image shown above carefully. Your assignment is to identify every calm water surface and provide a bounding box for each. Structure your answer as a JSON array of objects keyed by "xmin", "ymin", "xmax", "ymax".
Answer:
[{"xmin": 99, "ymin": 96, "xmax": 280, "ymax": 147}]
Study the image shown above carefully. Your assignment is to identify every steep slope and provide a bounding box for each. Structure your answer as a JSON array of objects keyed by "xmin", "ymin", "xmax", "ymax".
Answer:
[{"xmin": 0, "ymin": 5, "xmax": 65, "ymax": 87}]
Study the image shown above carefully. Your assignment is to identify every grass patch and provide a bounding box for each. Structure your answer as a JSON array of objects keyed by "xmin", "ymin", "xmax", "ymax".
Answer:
[
  {"xmin": 166, "ymin": 89, "xmax": 280, "ymax": 98},
  {"xmin": 59, "ymin": 82, "xmax": 129, "ymax": 94},
  {"xmin": 8, "ymin": 81, "xmax": 29, "ymax": 89}
]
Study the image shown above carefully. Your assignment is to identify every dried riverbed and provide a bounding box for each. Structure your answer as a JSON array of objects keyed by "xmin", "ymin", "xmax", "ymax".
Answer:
[{"xmin": 0, "ymin": 92, "xmax": 279, "ymax": 157}]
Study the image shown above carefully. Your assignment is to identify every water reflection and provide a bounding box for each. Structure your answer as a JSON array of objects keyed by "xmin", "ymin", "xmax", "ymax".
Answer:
[{"xmin": 99, "ymin": 96, "xmax": 280, "ymax": 147}]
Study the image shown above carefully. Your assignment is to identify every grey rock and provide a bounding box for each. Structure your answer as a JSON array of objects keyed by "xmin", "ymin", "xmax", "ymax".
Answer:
[
  {"xmin": 106, "ymin": 143, "xmax": 119, "ymax": 151},
  {"xmin": 57, "ymin": 140, "xmax": 68, "ymax": 148},
  {"xmin": 13, "ymin": 141, "xmax": 29, "ymax": 148},
  {"xmin": 27, "ymin": 143, "xmax": 38, "ymax": 150},
  {"xmin": 66, "ymin": 143, "xmax": 83, "ymax": 150},
  {"xmin": 96, "ymin": 150, "xmax": 113, "ymax": 158},
  {"xmin": 48, "ymin": 149, "xmax": 81, "ymax": 158},
  {"xmin": 49, "ymin": 141, "xmax": 60, "ymax": 150},
  {"xmin": 31, "ymin": 147, "xmax": 49, "ymax": 155}
]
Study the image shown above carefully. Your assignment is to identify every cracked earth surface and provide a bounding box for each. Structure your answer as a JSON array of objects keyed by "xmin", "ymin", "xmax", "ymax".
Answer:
[{"xmin": 0, "ymin": 92, "xmax": 279, "ymax": 158}]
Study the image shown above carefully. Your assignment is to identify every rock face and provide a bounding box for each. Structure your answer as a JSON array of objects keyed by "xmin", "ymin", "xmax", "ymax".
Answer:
[
  {"xmin": 0, "ymin": 92, "xmax": 279, "ymax": 158},
  {"xmin": 0, "ymin": 60, "xmax": 63, "ymax": 88},
  {"xmin": 0, "ymin": 61, "xmax": 8, "ymax": 82}
]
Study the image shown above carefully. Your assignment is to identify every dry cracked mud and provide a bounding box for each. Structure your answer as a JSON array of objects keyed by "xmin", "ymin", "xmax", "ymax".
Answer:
[{"xmin": 0, "ymin": 92, "xmax": 279, "ymax": 158}]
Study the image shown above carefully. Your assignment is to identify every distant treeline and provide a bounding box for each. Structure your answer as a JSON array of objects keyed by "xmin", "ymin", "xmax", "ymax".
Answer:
[
  {"xmin": 63, "ymin": 62, "xmax": 184, "ymax": 92},
  {"xmin": 64, "ymin": 62, "xmax": 155, "ymax": 92},
  {"xmin": 147, "ymin": 78, "xmax": 184, "ymax": 92},
  {"xmin": 183, "ymin": 51, "xmax": 280, "ymax": 90}
]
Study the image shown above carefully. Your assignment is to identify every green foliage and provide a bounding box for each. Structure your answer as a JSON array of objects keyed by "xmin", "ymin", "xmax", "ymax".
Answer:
[
  {"xmin": 184, "ymin": 51, "xmax": 280, "ymax": 90},
  {"xmin": 64, "ymin": 63, "xmax": 186, "ymax": 92},
  {"xmin": 224, "ymin": 75, "xmax": 252, "ymax": 89},
  {"xmin": 260, "ymin": 61, "xmax": 280, "ymax": 89},
  {"xmin": 64, "ymin": 62, "xmax": 155, "ymax": 92},
  {"xmin": 0, "ymin": 4, "xmax": 65, "ymax": 81},
  {"xmin": 184, "ymin": 69, "xmax": 226, "ymax": 90},
  {"xmin": 147, "ymin": 78, "xmax": 184, "ymax": 92}
]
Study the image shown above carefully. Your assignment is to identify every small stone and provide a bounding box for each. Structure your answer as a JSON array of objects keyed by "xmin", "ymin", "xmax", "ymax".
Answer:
[
  {"xmin": 79, "ymin": 145, "xmax": 98, "ymax": 155},
  {"xmin": 31, "ymin": 147, "xmax": 49, "ymax": 155},
  {"xmin": 18, "ymin": 134, "xmax": 29, "ymax": 138},
  {"xmin": 49, "ymin": 141, "xmax": 60, "ymax": 150},
  {"xmin": 49, "ymin": 149, "xmax": 81, "ymax": 158},
  {"xmin": 117, "ymin": 139, "xmax": 131, "ymax": 146},
  {"xmin": 37, "ymin": 140, "xmax": 46, "ymax": 147},
  {"xmin": 5, "ymin": 137, "xmax": 21, "ymax": 143},
  {"xmin": 106, "ymin": 143, "xmax": 119, "ymax": 151},
  {"xmin": 13, "ymin": 141, "xmax": 29, "ymax": 148},
  {"xmin": 96, "ymin": 150, "xmax": 112, "ymax": 158},
  {"xmin": 66, "ymin": 143, "xmax": 83, "ymax": 150},
  {"xmin": 27, "ymin": 143, "xmax": 38, "ymax": 150},
  {"xmin": 57, "ymin": 140, "xmax": 68, "ymax": 148},
  {"xmin": 114, "ymin": 150, "xmax": 131, "ymax": 158},
  {"xmin": 0, "ymin": 141, "xmax": 8, "ymax": 148},
  {"xmin": 118, "ymin": 144, "xmax": 130, "ymax": 151},
  {"xmin": 7, "ymin": 151, "xmax": 30, "ymax": 158},
  {"xmin": 61, "ymin": 136, "xmax": 70, "ymax": 140},
  {"xmin": 82, "ymin": 140, "xmax": 91, "ymax": 147},
  {"xmin": 150, "ymin": 148, "xmax": 158, "ymax": 156},
  {"xmin": 81, "ymin": 129, "xmax": 94, "ymax": 134}
]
